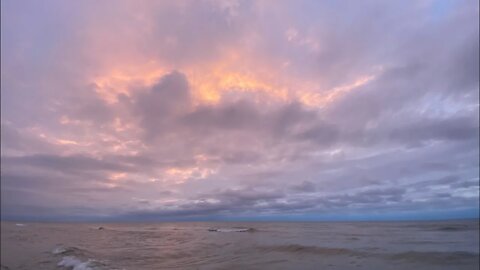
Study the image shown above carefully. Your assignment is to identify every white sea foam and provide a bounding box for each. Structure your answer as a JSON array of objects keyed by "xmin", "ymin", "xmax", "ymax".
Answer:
[
  {"xmin": 15, "ymin": 223, "xmax": 25, "ymax": 227},
  {"xmin": 208, "ymin": 227, "xmax": 255, "ymax": 232},
  {"xmin": 52, "ymin": 246, "xmax": 68, "ymax": 255},
  {"xmin": 57, "ymin": 256, "xmax": 94, "ymax": 270}
]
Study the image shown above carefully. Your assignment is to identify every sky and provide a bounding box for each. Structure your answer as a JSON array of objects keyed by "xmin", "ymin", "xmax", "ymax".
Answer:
[{"xmin": 1, "ymin": 0, "xmax": 479, "ymax": 221}]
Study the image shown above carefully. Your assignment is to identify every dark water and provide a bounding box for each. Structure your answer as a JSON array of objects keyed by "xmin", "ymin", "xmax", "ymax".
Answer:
[{"xmin": 1, "ymin": 220, "xmax": 479, "ymax": 270}]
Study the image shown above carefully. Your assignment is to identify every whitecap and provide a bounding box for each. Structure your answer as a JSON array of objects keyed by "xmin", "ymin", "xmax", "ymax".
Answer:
[
  {"xmin": 52, "ymin": 246, "xmax": 68, "ymax": 255},
  {"xmin": 208, "ymin": 227, "xmax": 256, "ymax": 232},
  {"xmin": 57, "ymin": 256, "xmax": 94, "ymax": 270},
  {"xmin": 15, "ymin": 223, "xmax": 25, "ymax": 227}
]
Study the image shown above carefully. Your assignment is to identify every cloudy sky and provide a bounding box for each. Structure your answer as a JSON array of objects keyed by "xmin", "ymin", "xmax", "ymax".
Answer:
[{"xmin": 1, "ymin": 0, "xmax": 478, "ymax": 221}]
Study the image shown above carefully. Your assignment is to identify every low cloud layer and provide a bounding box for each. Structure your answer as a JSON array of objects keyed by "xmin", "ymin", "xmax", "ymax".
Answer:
[{"xmin": 1, "ymin": 0, "xmax": 478, "ymax": 221}]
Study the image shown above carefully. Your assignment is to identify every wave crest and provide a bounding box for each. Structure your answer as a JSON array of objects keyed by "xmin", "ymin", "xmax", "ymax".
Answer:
[
  {"xmin": 258, "ymin": 244, "xmax": 360, "ymax": 256},
  {"xmin": 208, "ymin": 227, "xmax": 256, "ymax": 232},
  {"xmin": 390, "ymin": 251, "xmax": 480, "ymax": 265},
  {"xmin": 57, "ymin": 256, "xmax": 95, "ymax": 270}
]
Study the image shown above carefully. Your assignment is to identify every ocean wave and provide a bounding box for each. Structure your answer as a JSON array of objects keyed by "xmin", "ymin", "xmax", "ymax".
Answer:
[
  {"xmin": 57, "ymin": 256, "xmax": 96, "ymax": 270},
  {"xmin": 259, "ymin": 244, "xmax": 480, "ymax": 265},
  {"xmin": 434, "ymin": 225, "xmax": 470, "ymax": 232},
  {"xmin": 389, "ymin": 251, "xmax": 480, "ymax": 265},
  {"xmin": 53, "ymin": 246, "xmax": 107, "ymax": 270},
  {"xmin": 53, "ymin": 247, "xmax": 69, "ymax": 255},
  {"xmin": 404, "ymin": 223, "xmax": 478, "ymax": 232},
  {"xmin": 52, "ymin": 246, "xmax": 86, "ymax": 256},
  {"xmin": 208, "ymin": 227, "xmax": 256, "ymax": 232},
  {"xmin": 258, "ymin": 244, "xmax": 361, "ymax": 256}
]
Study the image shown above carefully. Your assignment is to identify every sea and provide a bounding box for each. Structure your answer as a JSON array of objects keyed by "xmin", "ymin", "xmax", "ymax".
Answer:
[{"xmin": 1, "ymin": 220, "xmax": 479, "ymax": 270}]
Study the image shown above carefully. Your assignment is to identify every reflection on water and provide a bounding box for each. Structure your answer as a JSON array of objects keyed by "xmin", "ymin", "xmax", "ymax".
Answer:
[{"xmin": 1, "ymin": 220, "xmax": 479, "ymax": 270}]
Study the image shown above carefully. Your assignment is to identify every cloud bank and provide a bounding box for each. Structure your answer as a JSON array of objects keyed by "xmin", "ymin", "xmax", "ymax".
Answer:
[{"xmin": 1, "ymin": 0, "xmax": 478, "ymax": 221}]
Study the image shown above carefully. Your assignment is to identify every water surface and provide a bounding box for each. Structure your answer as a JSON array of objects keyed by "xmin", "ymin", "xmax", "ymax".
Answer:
[{"xmin": 1, "ymin": 220, "xmax": 479, "ymax": 269}]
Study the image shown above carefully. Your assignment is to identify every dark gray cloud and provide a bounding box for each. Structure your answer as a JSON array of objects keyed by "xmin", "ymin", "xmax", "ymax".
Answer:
[
  {"xmin": 291, "ymin": 181, "xmax": 316, "ymax": 193},
  {"xmin": 3, "ymin": 154, "xmax": 135, "ymax": 174},
  {"xmin": 135, "ymin": 71, "xmax": 191, "ymax": 139}
]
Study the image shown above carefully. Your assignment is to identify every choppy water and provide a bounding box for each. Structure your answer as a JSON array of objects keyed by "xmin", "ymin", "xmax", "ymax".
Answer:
[{"xmin": 1, "ymin": 220, "xmax": 479, "ymax": 270}]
